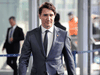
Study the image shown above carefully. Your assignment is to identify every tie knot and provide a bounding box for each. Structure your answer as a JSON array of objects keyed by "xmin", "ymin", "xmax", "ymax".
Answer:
[
  {"xmin": 11, "ymin": 27, "xmax": 13, "ymax": 30},
  {"xmin": 45, "ymin": 30, "xmax": 49, "ymax": 33}
]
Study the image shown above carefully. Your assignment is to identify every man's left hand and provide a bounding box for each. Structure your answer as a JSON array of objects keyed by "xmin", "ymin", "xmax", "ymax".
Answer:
[{"xmin": 10, "ymin": 38, "xmax": 13, "ymax": 42}]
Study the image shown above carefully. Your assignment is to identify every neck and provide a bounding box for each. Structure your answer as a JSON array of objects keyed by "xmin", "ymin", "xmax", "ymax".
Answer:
[
  {"xmin": 11, "ymin": 24, "xmax": 16, "ymax": 27},
  {"xmin": 45, "ymin": 26, "xmax": 51, "ymax": 29},
  {"xmin": 42, "ymin": 25, "xmax": 52, "ymax": 29}
]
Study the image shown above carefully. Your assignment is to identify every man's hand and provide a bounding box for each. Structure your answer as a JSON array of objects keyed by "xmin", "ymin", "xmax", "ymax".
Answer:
[
  {"xmin": 10, "ymin": 38, "xmax": 13, "ymax": 42},
  {"xmin": 2, "ymin": 48, "xmax": 5, "ymax": 52}
]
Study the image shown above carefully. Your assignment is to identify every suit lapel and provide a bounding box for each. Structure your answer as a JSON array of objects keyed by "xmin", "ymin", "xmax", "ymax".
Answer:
[
  {"xmin": 34, "ymin": 26, "xmax": 60, "ymax": 58},
  {"xmin": 47, "ymin": 26, "xmax": 59, "ymax": 57},
  {"xmin": 34, "ymin": 26, "xmax": 46, "ymax": 57},
  {"xmin": 12, "ymin": 26, "xmax": 18, "ymax": 36}
]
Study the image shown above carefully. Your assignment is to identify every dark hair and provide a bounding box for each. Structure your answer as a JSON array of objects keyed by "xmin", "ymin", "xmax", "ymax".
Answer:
[
  {"xmin": 68, "ymin": 12, "xmax": 73, "ymax": 16},
  {"xmin": 39, "ymin": 2, "xmax": 56, "ymax": 15},
  {"xmin": 9, "ymin": 16, "xmax": 16, "ymax": 21},
  {"xmin": 54, "ymin": 13, "xmax": 60, "ymax": 22}
]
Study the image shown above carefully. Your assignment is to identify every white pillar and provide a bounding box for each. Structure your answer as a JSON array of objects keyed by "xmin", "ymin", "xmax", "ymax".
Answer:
[
  {"xmin": 28, "ymin": 0, "xmax": 38, "ymax": 74},
  {"xmin": 29, "ymin": 0, "xmax": 38, "ymax": 30},
  {"xmin": 78, "ymin": 0, "xmax": 88, "ymax": 75}
]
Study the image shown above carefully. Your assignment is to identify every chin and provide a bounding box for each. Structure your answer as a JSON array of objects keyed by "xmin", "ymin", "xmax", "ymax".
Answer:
[{"xmin": 47, "ymin": 24, "xmax": 52, "ymax": 27}]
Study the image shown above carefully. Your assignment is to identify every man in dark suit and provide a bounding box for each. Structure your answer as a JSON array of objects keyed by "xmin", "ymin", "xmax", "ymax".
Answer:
[
  {"xmin": 2, "ymin": 16, "xmax": 24, "ymax": 75},
  {"xmin": 54, "ymin": 13, "xmax": 66, "ymax": 30},
  {"xmin": 19, "ymin": 2, "xmax": 76, "ymax": 75}
]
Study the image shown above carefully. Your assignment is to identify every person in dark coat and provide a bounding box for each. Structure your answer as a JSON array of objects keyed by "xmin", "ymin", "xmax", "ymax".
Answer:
[
  {"xmin": 54, "ymin": 13, "xmax": 66, "ymax": 30},
  {"xmin": 2, "ymin": 16, "xmax": 24, "ymax": 75}
]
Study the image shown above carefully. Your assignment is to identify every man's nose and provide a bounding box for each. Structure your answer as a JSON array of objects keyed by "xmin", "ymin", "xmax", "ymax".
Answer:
[{"xmin": 47, "ymin": 16, "xmax": 51, "ymax": 20}]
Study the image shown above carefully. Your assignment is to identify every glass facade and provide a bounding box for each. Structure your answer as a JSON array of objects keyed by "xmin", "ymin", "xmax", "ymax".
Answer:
[
  {"xmin": 91, "ymin": 0, "xmax": 100, "ymax": 74},
  {"xmin": 0, "ymin": 0, "xmax": 29, "ymax": 72},
  {"xmin": 50, "ymin": 0, "xmax": 78, "ymax": 32}
]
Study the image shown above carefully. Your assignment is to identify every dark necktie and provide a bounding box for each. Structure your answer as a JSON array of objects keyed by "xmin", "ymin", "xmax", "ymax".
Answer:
[
  {"xmin": 44, "ymin": 30, "xmax": 49, "ymax": 55},
  {"xmin": 10, "ymin": 28, "xmax": 13, "ymax": 38}
]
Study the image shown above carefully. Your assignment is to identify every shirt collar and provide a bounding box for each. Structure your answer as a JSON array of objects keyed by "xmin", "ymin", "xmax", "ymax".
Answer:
[
  {"xmin": 12, "ymin": 25, "xmax": 17, "ymax": 30},
  {"xmin": 41, "ymin": 25, "xmax": 54, "ymax": 33}
]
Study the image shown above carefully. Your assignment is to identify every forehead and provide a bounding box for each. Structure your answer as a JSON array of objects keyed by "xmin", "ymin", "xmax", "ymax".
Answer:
[
  {"xmin": 9, "ymin": 19, "xmax": 14, "ymax": 21},
  {"xmin": 41, "ymin": 8, "xmax": 54, "ymax": 14}
]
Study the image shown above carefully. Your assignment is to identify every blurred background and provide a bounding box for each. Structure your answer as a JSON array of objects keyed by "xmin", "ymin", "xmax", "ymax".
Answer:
[{"xmin": 0, "ymin": 0, "xmax": 100, "ymax": 75}]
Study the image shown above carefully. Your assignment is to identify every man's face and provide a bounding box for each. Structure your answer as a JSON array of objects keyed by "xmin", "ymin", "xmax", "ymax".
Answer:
[
  {"xmin": 69, "ymin": 15, "xmax": 73, "ymax": 21},
  {"xmin": 9, "ymin": 19, "xmax": 16, "ymax": 27},
  {"xmin": 39, "ymin": 8, "xmax": 55, "ymax": 29}
]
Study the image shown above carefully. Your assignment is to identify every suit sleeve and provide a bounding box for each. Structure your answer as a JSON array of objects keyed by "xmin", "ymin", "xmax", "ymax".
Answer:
[
  {"xmin": 19, "ymin": 32, "xmax": 31, "ymax": 75},
  {"xmin": 62, "ymin": 32, "xmax": 76, "ymax": 75},
  {"xmin": 13, "ymin": 28, "xmax": 24, "ymax": 42}
]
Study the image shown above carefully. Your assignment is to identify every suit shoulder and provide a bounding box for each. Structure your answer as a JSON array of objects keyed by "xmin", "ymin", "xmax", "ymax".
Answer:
[
  {"xmin": 56, "ymin": 26, "xmax": 69, "ymax": 37},
  {"xmin": 56, "ymin": 26, "xmax": 67, "ymax": 33},
  {"xmin": 17, "ymin": 26, "xmax": 23, "ymax": 30},
  {"xmin": 27, "ymin": 27, "xmax": 40, "ymax": 35}
]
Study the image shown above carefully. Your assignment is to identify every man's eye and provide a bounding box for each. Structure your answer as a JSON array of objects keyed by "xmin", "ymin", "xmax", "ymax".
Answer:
[
  {"xmin": 43, "ymin": 14, "xmax": 48, "ymax": 16},
  {"xmin": 50, "ymin": 14, "xmax": 53, "ymax": 16}
]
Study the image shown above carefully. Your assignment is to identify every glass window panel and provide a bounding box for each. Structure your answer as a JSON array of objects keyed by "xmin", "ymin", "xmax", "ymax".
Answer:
[
  {"xmin": 0, "ymin": 0, "xmax": 29, "ymax": 73},
  {"xmin": 91, "ymin": 0, "xmax": 100, "ymax": 75}
]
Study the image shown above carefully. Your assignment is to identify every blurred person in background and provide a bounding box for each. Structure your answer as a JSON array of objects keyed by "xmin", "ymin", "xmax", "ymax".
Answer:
[
  {"xmin": 92, "ymin": 17, "xmax": 99, "ymax": 34},
  {"xmin": 2, "ymin": 16, "xmax": 24, "ymax": 75},
  {"xmin": 92, "ymin": 16, "xmax": 100, "ymax": 63},
  {"xmin": 68, "ymin": 12, "xmax": 78, "ymax": 68},
  {"xmin": 68, "ymin": 12, "xmax": 78, "ymax": 36},
  {"xmin": 54, "ymin": 13, "xmax": 66, "ymax": 30}
]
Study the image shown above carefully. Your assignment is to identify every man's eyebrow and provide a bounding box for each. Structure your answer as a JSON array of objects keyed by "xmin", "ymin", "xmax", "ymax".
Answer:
[
  {"xmin": 43, "ymin": 14, "xmax": 48, "ymax": 16},
  {"xmin": 43, "ymin": 14, "xmax": 54, "ymax": 15}
]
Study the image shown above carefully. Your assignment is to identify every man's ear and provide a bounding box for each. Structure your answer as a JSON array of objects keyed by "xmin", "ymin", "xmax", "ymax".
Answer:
[{"xmin": 39, "ymin": 14, "xmax": 41, "ymax": 19}]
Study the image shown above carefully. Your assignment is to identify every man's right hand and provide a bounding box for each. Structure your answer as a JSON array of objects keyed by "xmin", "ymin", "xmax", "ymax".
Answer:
[{"xmin": 2, "ymin": 48, "xmax": 5, "ymax": 52}]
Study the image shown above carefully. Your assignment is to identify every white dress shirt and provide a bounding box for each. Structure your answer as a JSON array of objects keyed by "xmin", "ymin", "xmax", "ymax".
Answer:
[
  {"xmin": 41, "ymin": 25, "xmax": 54, "ymax": 56},
  {"xmin": 8, "ymin": 25, "xmax": 17, "ymax": 43}
]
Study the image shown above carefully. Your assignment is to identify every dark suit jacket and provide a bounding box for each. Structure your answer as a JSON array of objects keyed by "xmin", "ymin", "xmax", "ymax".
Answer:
[
  {"xmin": 3, "ymin": 26, "xmax": 24, "ymax": 54},
  {"xmin": 54, "ymin": 22, "xmax": 66, "ymax": 30},
  {"xmin": 19, "ymin": 26, "xmax": 76, "ymax": 75}
]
